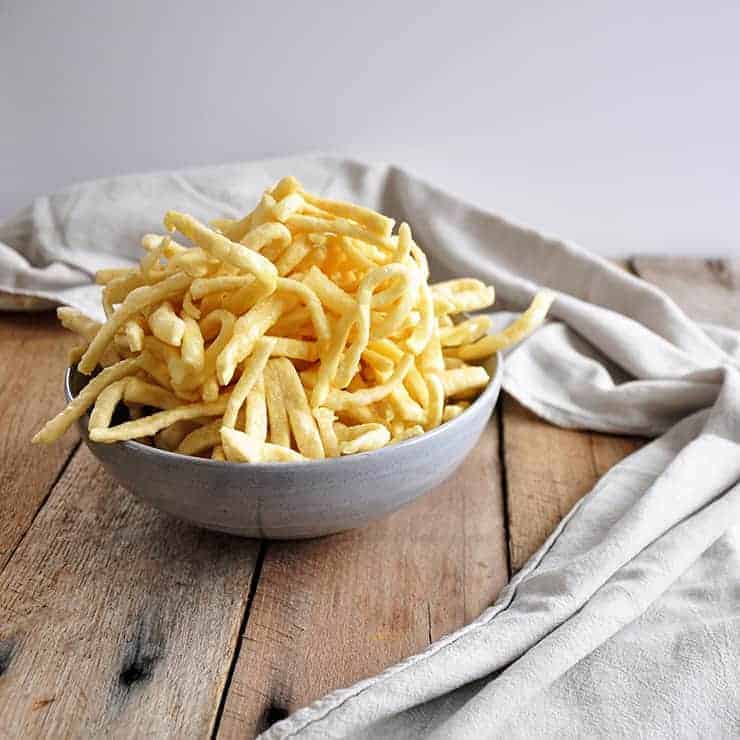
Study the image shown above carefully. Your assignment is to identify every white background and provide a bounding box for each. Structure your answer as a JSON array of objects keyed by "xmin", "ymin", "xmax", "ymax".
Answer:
[{"xmin": 1, "ymin": 1, "xmax": 738, "ymax": 257}]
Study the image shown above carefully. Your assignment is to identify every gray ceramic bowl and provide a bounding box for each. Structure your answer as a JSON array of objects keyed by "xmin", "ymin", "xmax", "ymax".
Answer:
[{"xmin": 67, "ymin": 354, "xmax": 502, "ymax": 539}]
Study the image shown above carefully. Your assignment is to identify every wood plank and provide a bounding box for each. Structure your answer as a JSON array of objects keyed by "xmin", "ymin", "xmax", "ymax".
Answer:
[
  {"xmin": 0, "ymin": 445, "xmax": 261, "ymax": 739},
  {"xmin": 497, "ymin": 257, "xmax": 645, "ymax": 570},
  {"xmin": 5, "ymin": 258, "xmax": 730, "ymax": 738},
  {"xmin": 216, "ymin": 414, "xmax": 507, "ymax": 739},
  {"xmin": 0, "ymin": 312, "xmax": 79, "ymax": 572},
  {"xmin": 503, "ymin": 255, "xmax": 739, "ymax": 572},
  {"xmin": 502, "ymin": 397, "xmax": 642, "ymax": 571},
  {"xmin": 632, "ymin": 257, "xmax": 740, "ymax": 329}
]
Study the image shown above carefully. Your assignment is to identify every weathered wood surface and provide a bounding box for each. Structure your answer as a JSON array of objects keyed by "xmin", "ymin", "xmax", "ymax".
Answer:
[
  {"xmin": 0, "ymin": 445, "xmax": 261, "ymax": 738},
  {"xmin": 217, "ymin": 416, "xmax": 507, "ymax": 738},
  {"xmin": 0, "ymin": 313, "xmax": 79, "ymax": 571},
  {"xmin": 500, "ymin": 251, "xmax": 643, "ymax": 573},
  {"xmin": 502, "ymin": 398, "xmax": 642, "ymax": 571},
  {"xmin": 0, "ymin": 257, "xmax": 733, "ymax": 739},
  {"xmin": 632, "ymin": 257, "xmax": 739, "ymax": 329},
  {"xmin": 501, "ymin": 256, "xmax": 738, "ymax": 571},
  {"xmin": 632, "ymin": 257, "xmax": 740, "ymax": 330}
]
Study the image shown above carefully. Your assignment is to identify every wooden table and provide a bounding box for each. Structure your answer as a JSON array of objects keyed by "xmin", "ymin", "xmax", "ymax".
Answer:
[{"xmin": 0, "ymin": 258, "xmax": 736, "ymax": 738}]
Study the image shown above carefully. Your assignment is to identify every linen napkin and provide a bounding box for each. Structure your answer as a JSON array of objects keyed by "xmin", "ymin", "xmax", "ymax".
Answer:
[{"xmin": 2, "ymin": 156, "xmax": 738, "ymax": 738}]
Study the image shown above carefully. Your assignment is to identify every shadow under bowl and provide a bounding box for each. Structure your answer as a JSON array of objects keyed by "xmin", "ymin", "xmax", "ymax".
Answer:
[{"xmin": 67, "ymin": 354, "xmax": 503, "ymax": 539}]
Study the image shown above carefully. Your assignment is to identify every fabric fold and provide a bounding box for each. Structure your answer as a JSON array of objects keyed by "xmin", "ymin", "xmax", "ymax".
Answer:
[
  {"xmin": 261, "ymin": 391, "xmax": 740, "ymax": 738},
  {"xmin": 1, "ymin": 155, "xmax": 737, "ymax": 738}
]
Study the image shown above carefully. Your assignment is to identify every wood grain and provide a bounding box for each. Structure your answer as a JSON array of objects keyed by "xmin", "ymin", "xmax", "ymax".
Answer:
[
  {"xmin": 502, "ymin": 256, "xmax": 738, "ymax": 572},
  {"xmin": 0, "ymin": 445, "xmax": 261, "ymax": 739},
  {"xmin": 501, "ymin": 397, "xmax": 642, "ymax": 571},
  {"xmin": 2, "ymin": 257, "xmax": 735, "ymax": 738},
  {"xmin": 499, "ymin": 257, "xmax": 645, "ymax": 571},
  {"xmin": 632, "ymin": 257, "xmax": 740, "ymax": 330},
  {"xmin": 216, "ymin": 415, "xmax": 507, "ymax": 739},
  {"xmin": 0, "ymin": 313, "xmax": 79, "ymax": 572}
]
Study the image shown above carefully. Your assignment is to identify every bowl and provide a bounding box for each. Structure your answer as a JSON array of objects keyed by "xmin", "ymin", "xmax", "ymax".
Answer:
[{"xmin": 67, "ymin": 354, "xmax": 503, "ymax": 539}]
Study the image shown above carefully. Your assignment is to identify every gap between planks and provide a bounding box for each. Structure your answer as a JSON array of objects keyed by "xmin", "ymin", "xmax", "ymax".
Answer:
[
  {"xmin": 502, "ymin": 256, "xmax": 738, "ymax": 572},
  {"xmin": 211, "ymin": 540, "xmax": 269, "ymax": 739},
  {"xmin": 0, "ymin": 312, "xmax": 507, "ymax": 740},
  {"xmin": 209, "ymin": 256, "xmax": 738, "ymax": 736},
  {"xmin": 0, "ymin": 443, "xmax": 262, "ymax": 738},
  {"xmin": 0, "ymin": 309, "xmax": 507, "ymax": 740},
  {"xmin": 2, "ymin": 256, "xmax": 735, "ymax": 739},
  {"xmin": 215, "ymin": 413, "xmax": 508, "ymax": 739},
  {"xmin": 0, "ymin": 313, "xmax": 262, "ymax": 738},
  {"xmin": 502, "ymin": 259, "xmax": 643, "ymax": 572}
]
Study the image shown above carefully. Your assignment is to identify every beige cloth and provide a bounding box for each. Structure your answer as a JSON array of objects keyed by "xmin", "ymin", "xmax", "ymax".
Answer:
[{"xmin": 2, "ymin": 156, "xmax": 738, "ymax": 738}]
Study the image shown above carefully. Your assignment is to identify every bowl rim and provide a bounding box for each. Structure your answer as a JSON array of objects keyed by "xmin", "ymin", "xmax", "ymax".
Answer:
[{"xmin": 66, "ymin": 352, "xmax": 503, "ymax": 471}]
